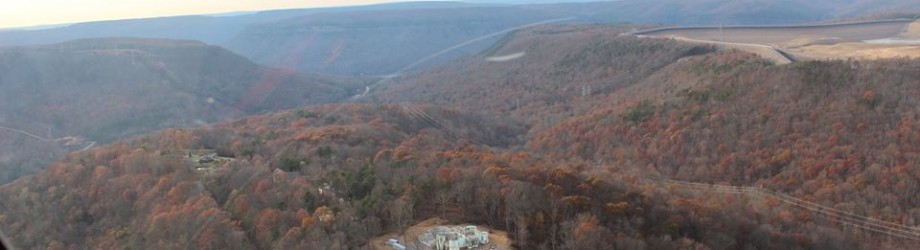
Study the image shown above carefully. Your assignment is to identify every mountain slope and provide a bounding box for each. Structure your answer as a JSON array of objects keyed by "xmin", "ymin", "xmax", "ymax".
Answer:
[
  {"xmin": 4, "ymin": 22, "xmax": 920, "ymax": 249},
  {"xmin": 0, "ymin": 104, "xmax": 531, "ymax": 249},
  {"xmin": 376, "ymin": 24, "xmax": 920, "ymax": 230},
  {"xmin": 223, "ymin": 6, "xmax": 565, "ymax": 75},
  {"xmin": 370, "ymin": 23, "xmax": 920, "ymax": 248},
  {"xmin": 370, "ymin": 24, "xmax": 713, "ymax": 134},
  {"xmin": 0, "ymin": 1, "xmax": 480, "ymax": 46},
  {"xmin": 531, "ymin": 54, "xmax": 920, "ymax": 222},
  {"xmin": 3, "ymin": 5, "xmax": 920, "ymax": 249},
  {"xmin": 2, "ymin": 1, "xmax": 917, "ymax": 77},
  {"xmin": 0, "ymin": 103, "xmax": 864, "ymax": 249},
  {"xmin": 0, "ymin": 38, "xmax": 364, "ymax": 183}
]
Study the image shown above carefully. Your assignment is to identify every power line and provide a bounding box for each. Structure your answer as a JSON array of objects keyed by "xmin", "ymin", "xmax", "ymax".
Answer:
[
  {"xmin": 400, "ymin": 103, "xmax": 489, "ymax": 148},
  {"xmin": 645, "ymin": 175, "xmax": 920, "ymax": 242}
]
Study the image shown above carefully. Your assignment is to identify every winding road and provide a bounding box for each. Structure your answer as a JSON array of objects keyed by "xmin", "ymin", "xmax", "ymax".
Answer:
[
  {"xmin": 0, "ymin": 125, "xmax": 48, "ymax": 141},
  {"xmin": 0, "ymin": 124, "xmax": 96, "ymax": 151}
]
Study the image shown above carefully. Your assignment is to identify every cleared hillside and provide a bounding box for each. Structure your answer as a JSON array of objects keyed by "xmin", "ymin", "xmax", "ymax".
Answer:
[
  {"xmin": 0, "ymin": 38, "xmax": 367, "ymax": 183},
  {"xmin": 904, "ymin": 19, "xmax": 920, "ymax": 38}
]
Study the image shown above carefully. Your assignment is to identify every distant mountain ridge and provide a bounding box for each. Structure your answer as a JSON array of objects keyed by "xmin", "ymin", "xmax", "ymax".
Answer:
[
  {"xmin": 223, "ymin": 6, "xmax": 565, "ymax": 75},
  {"xmin": 1, "ymin": 0, "xmax": 917, "ymax": 75},
  {"xmin": 0, "ymin": 1, "xmax": 481, "ymax": 46},
  {"xmin": 0, "ymin": 38, "xmax": 367, "ymax": 183}
]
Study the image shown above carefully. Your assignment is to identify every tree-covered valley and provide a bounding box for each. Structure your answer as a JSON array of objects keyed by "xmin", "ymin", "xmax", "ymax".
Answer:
[{"xmin": 2, "ymin": 1, "xmax": 920, "ymax": 249}]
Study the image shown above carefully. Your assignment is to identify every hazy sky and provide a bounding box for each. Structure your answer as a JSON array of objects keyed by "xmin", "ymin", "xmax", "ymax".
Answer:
[{"xmin": 0, "ymin": 0, "xmax": 410, "ymax": 29}]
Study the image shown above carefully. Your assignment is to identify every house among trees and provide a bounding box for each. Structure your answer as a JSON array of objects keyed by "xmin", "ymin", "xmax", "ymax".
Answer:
[
  {"xmin": 199, "ymin": 153, "xmax": 217, "ymax": 163},
  {"xmin": 419, "ymin": 226, "xmax": 489, "ymax": 250}
]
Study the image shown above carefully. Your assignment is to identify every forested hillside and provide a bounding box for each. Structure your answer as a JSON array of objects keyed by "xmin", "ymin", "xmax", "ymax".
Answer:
[
  {"xmin": 2, "ymin": 13, "xmax": 920, "ymax": 250},
  {"xmin": 372, "ymin": 24, "xmax": 713, "ymax": 135},
  {"xmin": 0, "ymin": 104, "xmax": 866, "ymax": 249},
  {"xmin": 375, "ymin": 24, "xmax": 920, "ymax": 248},
  {"xmin": 0, "ymin": 38, "xmax": 368, "ymax": 183},
  {"xmin": 531, "ymin": 54, "xmax": 920, "ymax": 227}
]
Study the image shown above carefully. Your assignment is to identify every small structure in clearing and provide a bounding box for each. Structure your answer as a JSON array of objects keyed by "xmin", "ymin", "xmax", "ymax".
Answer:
[
  {"xmin": 185, "ymin": 150, "xmax": 234, "ymax": 171},
  {"xmin": 199, "ymin": 153, "xmax": 217, "ymax": 163}
]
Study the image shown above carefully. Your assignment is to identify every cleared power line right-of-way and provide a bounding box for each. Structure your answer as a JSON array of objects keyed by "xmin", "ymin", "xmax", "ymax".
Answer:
[{"xmin": 644, "ymin": 175, "xmax": 920, "ymax": 243}]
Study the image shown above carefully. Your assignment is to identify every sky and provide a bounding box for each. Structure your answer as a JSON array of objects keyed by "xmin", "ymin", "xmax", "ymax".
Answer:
[{"xmin": 0, "ymin": 0, "xmax": 411, "ymax": 29}]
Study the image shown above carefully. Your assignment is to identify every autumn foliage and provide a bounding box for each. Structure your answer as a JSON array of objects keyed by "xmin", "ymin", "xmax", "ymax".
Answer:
[{"xmin": 2, "ymin": 24, "xmax": 918, "ymax": 249}]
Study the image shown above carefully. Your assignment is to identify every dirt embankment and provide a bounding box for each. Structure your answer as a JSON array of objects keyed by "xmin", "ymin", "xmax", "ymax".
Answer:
[
  {"xmin": 640, "ymin": 19, "xmax": 920, "ymax": 61},
  {"xmin": 640, "ymin": 20, "xmax": 911, "ymax": 44},
  {"xmin": 784, "ymin": 19, "xmax": 920, "ymax": 61},
  {"xmin": 902, "ymin": 19, "xmax": 920, "ymax": 39},
  {"xmin": 784, "ymin": 42, "xmax": 920, "ymax": 60}
]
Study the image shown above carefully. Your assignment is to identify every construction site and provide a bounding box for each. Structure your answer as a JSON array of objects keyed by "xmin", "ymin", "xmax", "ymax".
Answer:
[
  {"xmin": 370, "ymin": 218, "xmax": 511, "ymax": 250},
  {"xmin": 417, "ymin": 225, "xmax": 490, "ymax": 250}
]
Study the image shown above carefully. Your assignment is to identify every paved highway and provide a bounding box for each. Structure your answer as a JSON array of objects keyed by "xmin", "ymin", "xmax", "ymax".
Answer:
[
  {"xmin": 0, "ymin": 125, "xmax": 49, "ymax": 141},
  {"xmin": 0, "ymin": 124, "xmax": 96, "ymax": 151}
]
